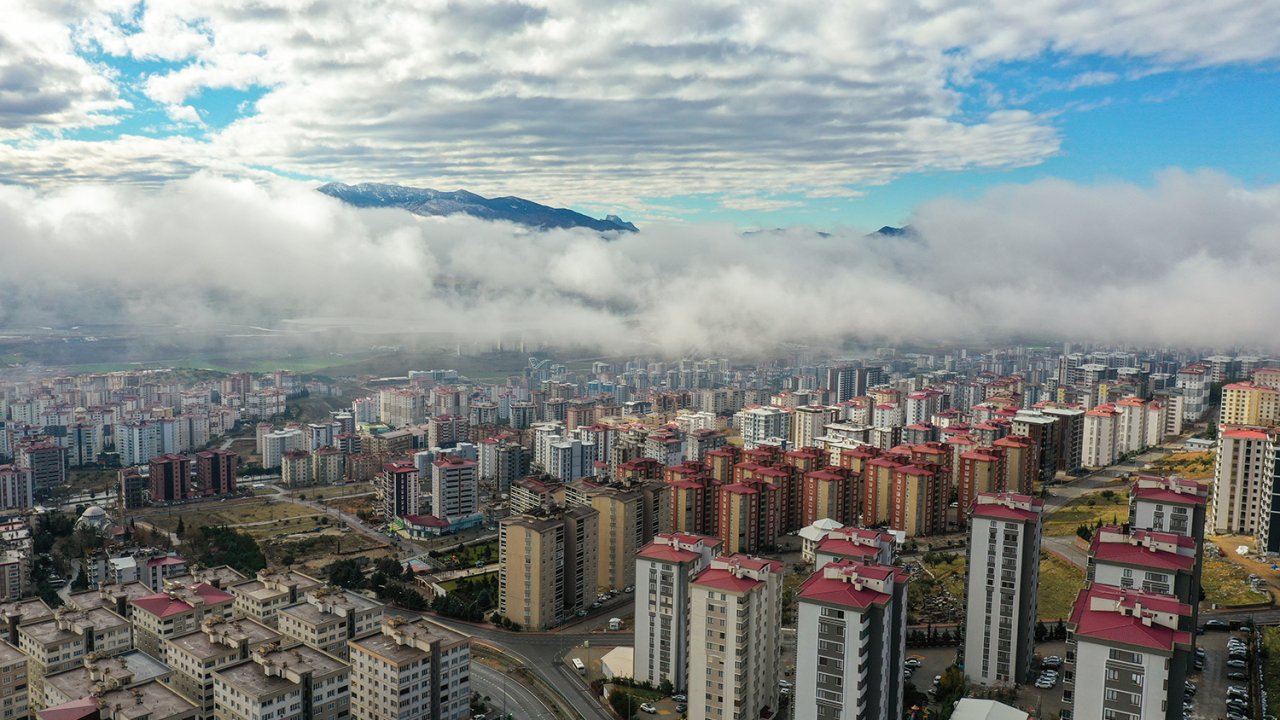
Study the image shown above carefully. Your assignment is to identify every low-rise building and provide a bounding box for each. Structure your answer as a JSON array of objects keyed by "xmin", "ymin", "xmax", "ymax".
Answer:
[
  {"xmin": 18, "ymin": 607, "xmax": 133, "ymax": 709},
  {"xmin": 163, "ymin": 617, "xmax": 281, "ymax": 719},
  {"xmin": 0, "ymin": 640, "xmax": 28, "ymax": 720},
  {"xmin": 130, "ymin": 583, "xmax": 235, "ymax": 660}
]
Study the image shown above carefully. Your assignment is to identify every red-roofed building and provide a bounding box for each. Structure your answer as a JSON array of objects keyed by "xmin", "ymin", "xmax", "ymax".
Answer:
[
  {"xmin": 130, "ymin": 582, "xmax": 234, "ymax": 660},
  {"xmin": 1064, "ymin": 585, "xmax": 1193, "ymax": 720},
  {"xmin": 800, "ymin": 467, "xmax": 855, "ymax": 527},
  {"xmin": 1088, "ymin": 526, "xmax": 1197, "ymax": 614},
  {"xmin": 812, "ymin": 526, "xmax": 896, "ymax": 567},
  {"xmin": 634, "ymin": 534, "xmax": 721, "ymax": 692},
  {"xmin": 688, "ymin": 555, "xmax": 782, "ymax": 720},
  {"xmin": 890, "ymin": 464, "xmax": 945, "ymax": 537},
  {"xmin": 795, "ymin": 559, "xmax": 908, "ymax": 720},
  {"xmin": 956, "ymin": 447, "xmax": 1008, "ymax": 521}
]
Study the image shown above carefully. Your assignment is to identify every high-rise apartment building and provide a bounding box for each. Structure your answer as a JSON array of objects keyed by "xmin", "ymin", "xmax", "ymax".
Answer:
[
  {"xmin": 212, "ymin": 641, "xmax": 349, "ymax": 720},
  {"xmin": 130, "ymin": 582, "xmax": 235, "ymax": 660},
  {"xmin": 567, "ymin": 478, "xmax": 667, "ymax": 592},
  {"xmin": 277, "ymin": 587, "xmax": 384, "ymax": 661},
  {"xmin": 431, "ymin": 455, "xmax": 480, "ymax": 525},
  {"xmin": 195, "ymin": 449, "xmax": 238, "ymax": 496},
  {"xmin": 1211, "ymin": 426, "xmax": 1276, "ymax": 547},
  {"xmin": 149, "ymin": 453, "xmax": 192, "ymax": 504},
  {"xmin": 163, "ymin": 617, "xmax": 282, "ymax": 718},
  {"xmin": 737, "ymin": 406, "xmax": 790, "ymax": 450},
  {"xmin": 348, "ymin": 618, "xmax": 471, "ymax": 720},
  {"xmin": 380, "ymin": 462, "xmax": 420, "ymax": 522},
  {"xmin": 498, "ymin": 506, "xmax": 599, "ymax": 630},
  {"xmin": 963, "ymin": 493, "xmax": 1043, "ymax": 687},
  {"xmin": 634, "ymin": 533, "xmax": 721, "ymax": 692},
  {"xmin": 1063, "ymin": 586, "xmax": 1192, "ymax": 720},
  {"xmin": 0, "ymin": 464, "xmax": 33, "ymax": 511},
  {"xmin": 687, "ymin": 555, "xmax": 783, "ymax": 720},
  {"xmin": 794, "ymin": 559, "xmax": 908, "ymax": 720}
]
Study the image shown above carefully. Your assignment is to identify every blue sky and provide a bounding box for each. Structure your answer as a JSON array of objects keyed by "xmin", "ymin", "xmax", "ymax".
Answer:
[{"xmin": 5, "ymin": 1, "xmax": 1280, "ymax": 231}]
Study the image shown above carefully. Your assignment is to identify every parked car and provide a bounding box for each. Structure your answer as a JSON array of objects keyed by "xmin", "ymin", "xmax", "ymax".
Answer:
[
  {"xmin": 1227, "ymin": 659, "xmax": 1248, "ymax": 669},
  {"xmin": 639, "ymin": 703, "xmax": 657, "ymax": 714},
  {"xmin": 1204, "ymin": 619, "xmax": 1231, "ymax": 631},
  {"xmin": 1228, "ymin": 672, "xmax": 1248, "ymax": 681},
  {"xmin": 672, "ymin": 694, "xmax": 687, "ymax": 702}
]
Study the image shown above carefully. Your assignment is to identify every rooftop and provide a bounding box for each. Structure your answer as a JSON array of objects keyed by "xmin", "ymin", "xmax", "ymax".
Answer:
[
  {"xmin": 216, "ymin": 643, "xmax": 347, "ymax": 698},
  {"xmin": 45, "ymin": 649, "xmax": 170, "ymax": 700},
  {"xmin": 1069, "ymin": 585, "xmax": 1192, "ymax": 653},
  {"xmin": 797, "ymin": 560, "xmax": 907, "ymax": 609},
  {"xmin": 166, "ymin": 618, "xmax": 280, "ymax": 660},
  {"xmin": 21, "ymin": 608, "xmax": 128, "ymax": 645}
]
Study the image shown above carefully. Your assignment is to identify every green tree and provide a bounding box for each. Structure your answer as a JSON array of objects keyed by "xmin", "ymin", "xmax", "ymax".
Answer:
[
  {"xmin": 186, "ymin": 526, "xmax": 267, "ymax": 575},
  {"xmin": 326, "ymin": 558, "xmax": 366, "ymax": 589},
  {"xmin": 176, "ymin": 517, "xmax": 186, "ymax": 538},
  {"xmin": 609, "ymin": 689, "xmax": 639, "ymax": 720}
]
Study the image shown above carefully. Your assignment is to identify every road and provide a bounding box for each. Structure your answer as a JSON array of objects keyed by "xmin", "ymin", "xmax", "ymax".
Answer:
[{"xmin": 471, "ymin": 661, "xmax": 557, "ymax": 720}]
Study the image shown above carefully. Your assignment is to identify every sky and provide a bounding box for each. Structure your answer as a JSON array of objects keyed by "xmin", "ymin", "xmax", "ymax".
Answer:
[
  {"xmin": 2, "ymin": 1, "xmax": 1280, "ymax": 353},
  {"xmin": 2, "ymin": 0, "xmax": 1278, "ymax": 228}
]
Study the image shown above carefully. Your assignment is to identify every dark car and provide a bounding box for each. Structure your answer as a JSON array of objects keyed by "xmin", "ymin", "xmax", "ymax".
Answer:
[{"xmin": 1204, "ymin": 619, "xmax": 1231, "ymax": 631}]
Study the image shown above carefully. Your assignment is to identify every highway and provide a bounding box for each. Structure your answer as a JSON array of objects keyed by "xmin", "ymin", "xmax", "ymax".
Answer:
[{"xmin": 471, "ymin": 662, "xmax": 557, "ymax": 720}]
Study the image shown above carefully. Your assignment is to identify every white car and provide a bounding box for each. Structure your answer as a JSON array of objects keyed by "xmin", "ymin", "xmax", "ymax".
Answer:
[
  {"xmin": 778, "ymin": 680, "xmax": 793, "ymax": 689},
  {"xmin": 640, "ymin": 703, "xmax": 657, "ymax": 714}
]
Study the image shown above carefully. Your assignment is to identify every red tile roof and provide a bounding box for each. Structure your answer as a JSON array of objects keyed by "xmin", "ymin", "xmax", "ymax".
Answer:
[
  {"xmin": 637, "ymin": 543, "xmax": 700, "ymax": 563},
  {"xmin": 797, "ymin": 560, "xmax": 906, "ymax": 609},
  {"xmin": 1069, "ymin": 585, "xmax": 1191, "ymax": 652}
]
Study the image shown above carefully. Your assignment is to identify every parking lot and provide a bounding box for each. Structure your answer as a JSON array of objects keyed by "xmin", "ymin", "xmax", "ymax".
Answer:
[{"xmin": 1189, "ymin": 628, "xmax": 1255, "ymax": 720}]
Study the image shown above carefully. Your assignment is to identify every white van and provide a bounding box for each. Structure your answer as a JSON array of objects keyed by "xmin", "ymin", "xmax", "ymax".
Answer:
[
  {"xmin": 572, "ymin": 658, "xmax": 586, "ymax": 674},
  {"xmin": 608, "ymin": 618, "xmax": 624, "ymax": 630}
]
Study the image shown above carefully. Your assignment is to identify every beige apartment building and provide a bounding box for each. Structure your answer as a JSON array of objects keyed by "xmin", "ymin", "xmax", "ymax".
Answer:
[
  {"xmin": 348, "ymin": 618, "xmax": 471, "ymax": 720},
  {"xmin": 687, "ymin": 555, "xmax": 783, "ymax": 720},
  {"xmin": 42, "ymin": 649, "xmax": 172, "ymax": 708},
  {"xmin": 566, "ymin": 478, "xmax": 667, "ymax": 592},
  {"xmin": 228, "ymin": 571, "xmax": 323, "ymax": 628},
  {"xmin": 131, "ymin": 583, "xmax": 236, "ymax": 660},
  {"xmin": 39, "ymin": 680, "xmax": 199, "ymax": 720},
  {"xmin": 18, "ymin": 607, "xmax": 133, "ymax": 709},
  {"xmin": 163, "ymin": 617, "xmax": 282, "ymax": 719},
  {"xmin": 0, "ymin": 640, "xmax": 28, "ymax": 720},
  {"xmin": 498, "ymin": 506, "xmax": 599, "ymax": 630},
  {"xmin": 212, "ymin": 641, "xmax": 349, "ymax": 720},
  {"xmin": 277, "ymin": 586, "xmax": 383, "ymax": 660}
]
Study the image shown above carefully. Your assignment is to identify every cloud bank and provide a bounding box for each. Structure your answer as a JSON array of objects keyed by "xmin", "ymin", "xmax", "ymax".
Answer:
[
  {"xmin": 0, "ymin": 170, "xmax": 1277, "ymax": 354},
  {"xmin": 3, "ymin": 1, "xmax": 1280, "ymax": 210}
]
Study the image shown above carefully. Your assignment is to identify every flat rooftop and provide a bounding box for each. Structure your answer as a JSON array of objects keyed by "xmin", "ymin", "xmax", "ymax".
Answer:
[
  {"xmin": 0, "ymin": 639, "xmax": 24, "ymax": 666},
  {"xmin": 20, "ymin": 608, "xmax": 128, "ymax": 645},
  {"xmin": 216, "ymin": 644, "xmax": 347, "ymax": 698},
  {"xmin": 166, "ymin": 619, "xmax": 281, "ymax": 661},
  {"xmin": 45, "ymin": 650, "xmax": 170, "ymax": 700},
  {"xmin": 0, "ymin": 597, "xmax": 53, "ymax": 623},
  {"xmin": 67, "ymin": 583, "xmax": 155, "ymax": 612},
  {"xmin": 97, "ymin": 680, "xmax": 195, "ymax": 720}
]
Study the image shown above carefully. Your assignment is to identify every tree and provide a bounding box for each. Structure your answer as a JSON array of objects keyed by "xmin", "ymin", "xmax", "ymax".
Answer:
[
  {"xmin": 186, "ymin": 526, "xmax": 267, "ymax": 575},
  {"xmin": 609, "ymin": 689, "xmax": 640, "ymax": 720},
  {"xmin": 1035, "ymin": 621, "xmax": 1048, "ymax": 642},
  {"xmin": 176, "ymin": 517, "xmax": 186, "ymax": 538}
]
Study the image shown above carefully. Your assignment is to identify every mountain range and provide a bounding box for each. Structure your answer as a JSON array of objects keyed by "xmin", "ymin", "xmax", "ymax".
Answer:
[{"xmin": 317, "ymin": 182, "xmax": 638, "ymax": 233}]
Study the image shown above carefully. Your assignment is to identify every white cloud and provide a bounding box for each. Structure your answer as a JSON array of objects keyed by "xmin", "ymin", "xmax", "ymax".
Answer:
[
  {"xmin": 0, "ymin": 171, "xmax": 1277, "ymax": 353},
  {"xmin": 2, "ymin": 1, "xmax": 1279, "ymax": 207}
]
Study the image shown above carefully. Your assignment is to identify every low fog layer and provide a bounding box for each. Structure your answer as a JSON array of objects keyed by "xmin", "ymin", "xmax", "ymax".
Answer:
[{"xmin": 0, "ymin": 170, "xmax": 1276, "ymax": 354}]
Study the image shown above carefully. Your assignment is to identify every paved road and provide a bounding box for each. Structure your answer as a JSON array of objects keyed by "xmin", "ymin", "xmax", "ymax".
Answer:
[{"xmin": 471, "ymin": 661, "xmax": 557, "ymax": 720}]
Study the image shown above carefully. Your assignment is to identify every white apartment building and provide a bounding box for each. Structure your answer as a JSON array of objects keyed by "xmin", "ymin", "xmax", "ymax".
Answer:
[
  {"xmin": 1081, "ymin": 405, "xmax": 1118, "ymax": 468},
  {"xmin": 812, "ymin": 526, "xmax": 896, "ymax": 567},
  {"xmin": 791, "ymin": 406, "xmax": 838, "ymax": 450},
  {"xmin": 119, "ymin": 421, "xmax": 163, "ymax": 467},
  {"xmin": 212, "ymin": 641, "xmax": 349, "ymax": 720},
  {"xmin": 963, "ymin": 493, "xmax": 1043, "ymax": 687},
  {"xmin": 261, "ymin": 429, "xmax": 305, "ymax": 469},
  {"xmin": 687, "ymin": 555, "xmax": 783, "ymax": 720},
  {"xmin": 1063, "ymin": 586, "xmax": 1192, "ymax": 720},
  {"xmin": 634, "ymin": 533, "xmax": 721, "ymax": 692},
  {"xmin": 545, "ymin": 438, "xmax": 593, "ymax": 483},
  {"xmin": 348, "ymin": 618, "xmax": 471, "ymax": 720},
  {"xmin": 736, "ymin": 406, "xmax": 790, "ymax": 450},
  {"xmin": 431, "ymin": 456, "xmax": 479, "ymax": 523},
  {"xmin": 795, "ymin": 559, "xmax": 908, "ymax": 720},
  {"xmin": 1175, "ymin": 365, "xmax": 1209, "ymax": 422}
]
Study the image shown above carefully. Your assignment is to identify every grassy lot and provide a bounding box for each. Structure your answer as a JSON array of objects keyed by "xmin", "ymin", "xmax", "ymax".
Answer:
[
  {"xmin": 65, "ymin": 468, "xmax": 118, "ymax": 497},
  {"xmin": 286, "ymin": 392, "xmax": 362, "ymax": 424},
  {"xmin": 1148, "ymin": 451, "xmax": 1216, "ymax": 480},
  {"xmin": 1038, "ymin": 552, "xmax": 1086, "ymax": 621},
  {"xmin": 440, "ymin": 570, "xmax": 500, "ymax": 592},
  {"xmin": 923, "ymin": 552, "xmax": 968, "ymax": 598},
  {"xmin": 292, "ymin": 484, "xmax": 372, "ymax": 501},
  {"xmin": 1043, "ymin": 489, "xmax": 1130, "ymax": 537},
  {"xmin": 1264, "ymin": 627, "xmax": 1280, "ymax": 718},
  {"xmin": 1202, "ymin": 554, "xmax": 1271, "ymax": 606},
  {"xmin": 142, "ymin": 498, "xmax": 319, "ymax": 536}
]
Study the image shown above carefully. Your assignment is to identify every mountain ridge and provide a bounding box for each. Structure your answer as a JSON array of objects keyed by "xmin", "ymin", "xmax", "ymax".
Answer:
[{"xmin": 317, "ymin": 182, "xmax": 638, "ymax": 233}]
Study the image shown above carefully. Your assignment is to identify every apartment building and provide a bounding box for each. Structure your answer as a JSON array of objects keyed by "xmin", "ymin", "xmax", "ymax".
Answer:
[
  {"xmin": 794, "ymin": 559, "xmax": 908, "ymax": 720},
  {"xmin": 212, "ymin": 641, "xmax": 349, "ymax": 720},
  {"xmin": 18, "ymin": 607, "xmax": 133, "ymax": 709},
  {"xmin": 163, "ymin": 617, "xmax": 282, "ymax": 719},
  {"xmin": 150, "ymin": 454, "xmax": 192, "ymax": 504},
  {"xmin": 812, "ymin": 526, "xmax": 896, "ymax": 567},
  {"xmin": 687, "ymin": 555, "xmax": 783, "ymax": 720},
  {"xmin": 1063, "ymin": 586, "xmax": 1192, "ymax": 720},
  {"xmin": 277, "ymin": 587, "xmax": 383, "ymax": 661},
  {"xmin": 1088, "ymin": 526, "xmax": 1196, "ymax": 607},
  {"xmin": 380, "ymin": 462, "xmax": 420, "ymax": 522},
  {"xmin": 431, "ymin": 455, "xmax": 480, "ymax": 526},
  {"xmin": 195, "ymin": 449, "xmax": 238, "ymax": 496},
  {"xmin": 1211, "ymin": 426, "xmax": 1277, "ymax": 549},
  {"xmin": 566, "ymin": 478, "xmax": 667, "ymax": 592},
  {"xmin": 281, "ymin": 450, "xmax": 313, "ymax": 488},
  {"xmin": 498, "ymin": 506, "xmax": 599, "ymax": 630},
  {"xmin": 228, "ymin": 571, "xmax": 323, "ymax": 629},
  {"xmin": 348, "ymin": 618, "xmax": 471, "ymax": 720},
  {"xmin": 963, "ymin": 493, "xmax": 1043, "ymax": 687},
  {"xmin": 131, "ymin": 582, "xmax": 235, "ymax": 660},
  {"xmin": 42, "ymin": 649, "xmax": 172, "ymax": 708},
  {"xmin": 890, "ymin": 464, "xmax": 944, "ymax": 537},
  {"xmin": 0, "ymin": 640, "xmax": 27, "ymax": 720},
  {"xmin": 40, "ymin": 679, "xmax": 199, "ymax": 720},
  {"xmin": 737, "ymin": 406, "xmax": 790, "ymax": 450},
  {"xmin": 634, "ymin": 533, "xmax": 721, "ymax": 692}
]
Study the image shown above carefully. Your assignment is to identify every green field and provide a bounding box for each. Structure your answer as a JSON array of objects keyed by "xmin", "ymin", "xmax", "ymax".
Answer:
[
  {"xmin": 1043, "ymin": 490, "xmax": 1130, "ymax": 537},
  {"xmin": 1202, "ymin": 555, "xmax": 1271, "ymax": 606},
  {"xmin": 1265, "ymin": 627, "xmax": 1280, "ymax": 718},
  {"xmin": 1038, "ymin": 552, "xmax": 1087, "ymax": 621}
]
